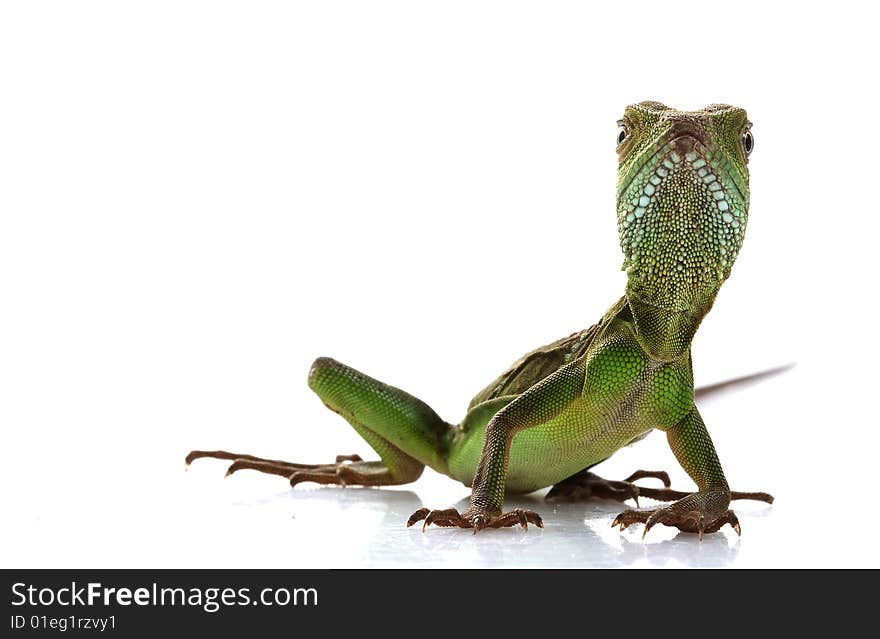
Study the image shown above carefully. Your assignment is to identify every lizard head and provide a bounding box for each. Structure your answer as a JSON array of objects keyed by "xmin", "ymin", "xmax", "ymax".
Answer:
[{"xmin": 615, "ymin": 101, "xmax": 752, "ymax": 314}]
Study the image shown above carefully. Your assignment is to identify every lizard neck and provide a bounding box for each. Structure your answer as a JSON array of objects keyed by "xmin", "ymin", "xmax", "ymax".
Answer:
[{"xmin": 625, "ymin": 286, "xmax": 718, "ymax": 362}]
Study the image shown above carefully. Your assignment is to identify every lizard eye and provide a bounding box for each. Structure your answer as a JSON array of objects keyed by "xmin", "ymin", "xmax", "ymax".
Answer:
[
  {"xmin": 617, "ymin": 123, "xmax": 629, "ymax": 146},
  {"xmin": 742, "ymin": 129, "xmax": 754, "ymax": 156}
]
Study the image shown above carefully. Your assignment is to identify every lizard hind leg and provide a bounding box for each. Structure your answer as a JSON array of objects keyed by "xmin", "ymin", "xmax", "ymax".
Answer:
[
  {"xmin": 545, "ymin": 467, "xmax": 774, "ymax": 507},
  {"xmin": 545, "ymin": 468, "xmax": 673, "ymax": 507},
  {"xmin": 185, "ymin": 357, "xmax": 452, "ymax": 488}
]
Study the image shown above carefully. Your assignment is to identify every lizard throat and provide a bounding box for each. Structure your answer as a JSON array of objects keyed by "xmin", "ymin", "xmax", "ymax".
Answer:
[{"xmin": 616, "ymin": 140, "xmax": 748, "ymax": 313}]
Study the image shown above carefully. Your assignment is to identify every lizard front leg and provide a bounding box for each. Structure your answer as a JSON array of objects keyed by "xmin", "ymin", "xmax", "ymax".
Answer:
[
  {"xmin": 409, "ymin": 359, "xmax": 587, "ymax": 533},
  {"xmin": 612, "ymin": 406, "xmax": 747, "ymax": 539}
]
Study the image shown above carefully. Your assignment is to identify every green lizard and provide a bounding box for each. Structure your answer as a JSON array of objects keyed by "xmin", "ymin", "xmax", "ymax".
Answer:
[{"xmin": 187, "ymin": 101, "xmax": 773, "ymax": 538}]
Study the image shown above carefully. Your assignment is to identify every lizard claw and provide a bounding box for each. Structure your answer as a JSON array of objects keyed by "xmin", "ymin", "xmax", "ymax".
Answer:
[
  {"xmin": 623, "ymin": 470, "xmax": 672, "ymax": 487},
  {"xmin": 613, "ymin": 490, "xmax": 740, "ymax": 540},
  {"xmin": 641, "ymin": 508, "xmax": 675, "ymax": 539},
  {"xmin": 405, "ymin": 507, "xmax": 471, "ymax": 531},
  {"xmin": 732, "ymin": 516, "xmax": 742, "ymax": 537},
  {"xmin": 611, "ymin": 509, "xmax": 648, "ymax": 532},
  {"xmin": 406, "ymin": 508, "xmax": 430, "ymax": 528},
  {"xmin": 408, "ymin": 506, "xmax": 543, "ymax": 533}
]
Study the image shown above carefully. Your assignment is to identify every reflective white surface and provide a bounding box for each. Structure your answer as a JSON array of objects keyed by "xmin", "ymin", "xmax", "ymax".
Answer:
[{"xmin": 171, "ymin": 476, "xmax": 772, "ymax": 569}]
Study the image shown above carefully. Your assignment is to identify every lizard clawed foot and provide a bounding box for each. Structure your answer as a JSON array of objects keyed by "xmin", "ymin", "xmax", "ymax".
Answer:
[
  {"xmin": 546, "ymin": 469, "xmax": 672, "ymax": 507},
  {"xmin": 184, "ymin": 449, "xmax": 385, "ymax": 487},
  {"xmin": 407, "ymin": 507, "xmax": 544, "ymax": 534},
  {"xmin": 612, "ymin": 490, "xmax": 740, "ymax": 540}
]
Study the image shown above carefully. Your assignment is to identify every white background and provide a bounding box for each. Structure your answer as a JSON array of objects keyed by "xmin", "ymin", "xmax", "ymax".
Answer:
[{"xmin": 2, "ymin": 1, "xmax": 877, "ymax": 568}]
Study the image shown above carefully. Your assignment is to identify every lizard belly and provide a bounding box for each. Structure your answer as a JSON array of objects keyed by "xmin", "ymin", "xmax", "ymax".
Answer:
[
  {"xmin": 448, "ymin": 327, "xmax": 693, "ymax": 493},
  {"xmin": 504, "ymin": 397, "xmax": 654, "ymax": 492},
  {"xmin": 448, "ymin": 397, "xmax": 654, "ymax": 493}
]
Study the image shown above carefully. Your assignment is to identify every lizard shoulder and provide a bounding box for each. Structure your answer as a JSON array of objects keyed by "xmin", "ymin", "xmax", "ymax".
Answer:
[{"xmin": 466, "ymin": 296, "xmax": 629, "ymax": 410}]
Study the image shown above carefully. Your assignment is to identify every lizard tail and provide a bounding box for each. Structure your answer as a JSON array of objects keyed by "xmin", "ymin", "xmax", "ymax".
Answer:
[{"xmin": 694, "ymin": 363, "xmax": 795, "ymax": 401}]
